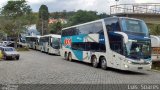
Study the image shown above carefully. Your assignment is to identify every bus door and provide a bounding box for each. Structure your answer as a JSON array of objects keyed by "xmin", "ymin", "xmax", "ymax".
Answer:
[{"xmin": 109, "ymin": 33, "xmax": 124, "ymax": 68}]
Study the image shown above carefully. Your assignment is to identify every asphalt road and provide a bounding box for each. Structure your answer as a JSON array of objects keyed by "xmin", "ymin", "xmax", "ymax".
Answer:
[{"xmin": 0, "ymin": 50, "xmax": 160, "ymax": 84}]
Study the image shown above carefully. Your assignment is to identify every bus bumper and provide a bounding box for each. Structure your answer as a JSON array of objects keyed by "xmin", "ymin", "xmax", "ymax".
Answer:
[{"xmin": 121, "ymin": 63, "xmax": 152, "ymax": 71}]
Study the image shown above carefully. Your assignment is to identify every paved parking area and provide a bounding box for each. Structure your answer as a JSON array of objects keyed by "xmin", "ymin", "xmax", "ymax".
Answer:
[{"xmin": 0, "ymin": 50, "xmax": 160, "ymax": 84}]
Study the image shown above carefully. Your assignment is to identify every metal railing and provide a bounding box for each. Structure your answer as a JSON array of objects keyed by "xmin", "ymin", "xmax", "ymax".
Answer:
[{"xmin": 110, "ymin": 3, "xmax": 160, "ymax": 15}]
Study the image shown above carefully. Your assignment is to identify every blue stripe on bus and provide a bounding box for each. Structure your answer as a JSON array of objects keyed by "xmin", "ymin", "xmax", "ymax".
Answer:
[
  {"xmin": 61, "ymin": 34, "xmax": 87, "ymax": 61},
  {"xmin": 72, "ymin": 50, "xmax": 83, "ymax": 61}
]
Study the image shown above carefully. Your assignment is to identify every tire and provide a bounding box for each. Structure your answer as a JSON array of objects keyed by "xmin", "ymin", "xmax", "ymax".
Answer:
[
  {"xmin": 16, "ymin": 56, "xmax": 19, "ymax": 60},
  {"xmin": 100, "ymin": 57, "xmax": 107, "ymax": 70},
  {"xmin": 41, "ymin": 48, "xmax": 43, "ymax": 52},
  {"xmin": 92, "ymin": 56, "xmax": 98, "ymax": 68},
  {"xmin": 4, "ymin": 56, "xmax": 7, "ymax": 60},
  {"xmin": 64, "ymin": 52, "xmax": 68, "ymax": 60},
  {"xmin": 68, "ymin": 53, "xmax": 73, "ymax": 62},
  {"xmin": 48, "ymin": 49, "xmax": 50, "ymax": 55}
]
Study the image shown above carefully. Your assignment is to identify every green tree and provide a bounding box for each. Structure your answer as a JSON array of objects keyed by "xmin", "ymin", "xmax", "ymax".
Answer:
[
  {"xmin": 147, "ymin": 24, "xmax": 160, "ymax": 35},
  {"xmin": 37, "ymin": 4, "xmax": 49, "ymax": 35},
  {"xmin": 68, "ymin": 10, "xmax": 99, "ymax": 26},
  {"xmin": 49, "ymin": 21, "xmax": 62, "ymax": 34},
  {"xmin": 98, "ymin": 13, "xmax": 110, "ymax": 19},
  {"xmin": 0, "ymin": 0, "xmax": 33, "ymax": 47}
]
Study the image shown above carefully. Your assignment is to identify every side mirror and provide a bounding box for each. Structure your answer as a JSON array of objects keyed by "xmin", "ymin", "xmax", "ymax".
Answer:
[{"xmin": 51, "ymin": 38, "xmax": 53, "ymax": 43}]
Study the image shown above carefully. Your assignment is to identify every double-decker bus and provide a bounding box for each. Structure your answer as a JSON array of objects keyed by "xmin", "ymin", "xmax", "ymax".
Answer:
[
  {"xmin": 151, "ymin": 35, "xmax": 160, "ymax": 61},
  {"xmin": 25, "ymin": 36, "xmax": 40, "ymax": 50},
  {"xmin": 61, "ymin": 17, "xmax": 151, "ymax": 71},
  {"xmin": 39, "ymin": 34, "xmax": 61, "ymax": 55}
]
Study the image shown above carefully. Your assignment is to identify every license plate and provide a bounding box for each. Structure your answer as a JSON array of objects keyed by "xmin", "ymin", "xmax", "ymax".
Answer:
[{"xmin": 138, "ymin": 67, "xmax": 143, "ymax": 69}]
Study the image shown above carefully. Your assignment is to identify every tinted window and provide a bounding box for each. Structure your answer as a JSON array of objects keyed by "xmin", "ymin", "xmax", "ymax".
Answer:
[
  {"xmin": 105, "ymin": 18, "xmax": 121, "ymax": 31},
  {"xmin": 78, "ymin": 22, "xmax": 103, "ymax": 34},
  {"xmin": 52, "ymin": 38, "xmax": 60, "ymax": 49},
  {"xmin": 108, "ymin": 33, "xmax": 124, "ymax": 55},
  {"xmin": 78, "ymin": 24, "xmax": 93, "ymax": 34},
  {"xmin": 4, "ymin": 48, "xmax": 15, "ymax": 51},
  {"xmin": 121, "ymin": 19, "xmax": 149, "ymax": 36},
  {"xmin": 62, "ymin": 22, "xmax": 103, "ymax": 36},
  {"xmin": 72, "ymin": 42, "xmax": 106, "ymax": 52},
  {"xmin": 62, "ymin": 27, "xmax": 79, "ymax": 36}
]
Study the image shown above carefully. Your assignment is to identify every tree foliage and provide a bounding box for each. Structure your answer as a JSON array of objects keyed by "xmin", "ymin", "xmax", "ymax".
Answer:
[
  {"xmin": 48, "ymin": 10, "xmax": 110, "ymax": 34},
  {"xmin": 68, "ymin": 10, "xmax": 99, "ymax": 26},
  {"xmin": 37, "ymin": 4, "xmax": 49, "ymax": 35},
  {"xmin": 1, "ymin": 0, "xmax": 31, "ymax": 18},
  {"xmin": 0, "ymin": 0, "xmax": 33, "ymax": 47},
  {"xmin": 148, "ymin": 24, "xmax": 160, "ymax": 35},
  {"xmin": 49, "ymin": 21, "xmax": 62, "ymax": 34}
]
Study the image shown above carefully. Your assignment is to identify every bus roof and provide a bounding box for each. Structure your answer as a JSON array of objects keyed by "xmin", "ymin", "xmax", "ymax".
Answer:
[
  {"xmin": 42, "ymin": 34, "xmax": 61, "ymax": 38},
  {"xmin": 62, "ymin": 17, "xmax": 143, "ymax": 30},
  {"xmin": 25, "ymin": 35, "xmax": 41, "ymax": 38}
]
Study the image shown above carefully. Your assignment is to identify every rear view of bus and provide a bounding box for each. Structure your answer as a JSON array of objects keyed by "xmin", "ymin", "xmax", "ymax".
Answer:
[{"xmin": 61, "ymin": 17, "xmax": 151, "ymax": 71}]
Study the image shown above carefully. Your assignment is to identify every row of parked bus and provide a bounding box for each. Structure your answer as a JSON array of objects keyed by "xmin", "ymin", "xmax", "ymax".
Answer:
[
  {"xmin": 26, "ymin": 17, "xmax": 158, "ymax": 71},
  {"xmin": 26, "ymin": 34, "xmax": 61, "ymax": 55}
]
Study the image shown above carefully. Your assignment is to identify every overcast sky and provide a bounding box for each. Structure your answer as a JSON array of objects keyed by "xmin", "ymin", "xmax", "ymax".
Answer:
[{"xmin": 0, "ymin": 0, "xmax": 160, "ymax": 14}]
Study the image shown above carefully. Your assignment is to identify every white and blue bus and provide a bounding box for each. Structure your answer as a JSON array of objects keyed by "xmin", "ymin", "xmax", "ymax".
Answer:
[
  {"xmin": 25, "ymin": 36, "xmax": 40, "ymax": 50},
  {"xmin": 150, "ymin": 35, "xmax": 160, "ymax": 61},
  {"xmin": 39, "ymin": 34, "xmax": 61, "ymax": 55},
  {"xmin": 61, "ymin": 17, "xmax": 151, "ymax": 71}
]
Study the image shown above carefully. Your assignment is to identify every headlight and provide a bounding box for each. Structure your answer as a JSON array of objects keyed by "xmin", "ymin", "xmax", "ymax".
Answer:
[
  {"xmin": 124, "ymin": 64, "xmax": 129, "ymax": 68},
  {"xmin": 128, "ymin": 61, "xmax": 132, "ymax": 64}
]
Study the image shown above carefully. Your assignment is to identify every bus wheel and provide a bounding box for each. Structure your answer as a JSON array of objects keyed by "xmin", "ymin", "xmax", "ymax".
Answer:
[
  {"xmin": 100, "ymin": 57, "xmax": 107, "ymax": 70},
  {"xmin": 68, "ymin": 53, "xmax": 73, "ymax": 62},
  {"xmin": 4, "ymin": 56, "xmax": 7, "ymax": 60},
  {"xmin": 64, "ymin": 52, "xmax": 68, "ymax": 60},
  {"xmin": 92, "ymin": 56, "xmax": 98, "ymax": 68},
  {"xmin": 48, "ymin": 49, "xmax": 50, "ymax": 55}
]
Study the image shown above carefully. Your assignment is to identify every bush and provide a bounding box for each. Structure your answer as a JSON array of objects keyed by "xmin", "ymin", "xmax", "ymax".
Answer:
[{"xmin": 16, "ymin": 47, "xmax": 29, "ymax": 51}]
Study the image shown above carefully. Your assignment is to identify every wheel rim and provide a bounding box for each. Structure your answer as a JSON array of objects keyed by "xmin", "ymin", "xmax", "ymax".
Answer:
[
  {"xmin": 101, "ymin": 59, "xmax": 106, "ymax": 68},
  {"xmin": 64, "ymin": 53, "xmax": 67, "ymax": 60},
  {"xmin": 93, "ymin": 57, "xmax": 97, "ymax": 66},
  {"xmin": 68, "ymin": 54, "xmax": 72, "ymax": 61}
]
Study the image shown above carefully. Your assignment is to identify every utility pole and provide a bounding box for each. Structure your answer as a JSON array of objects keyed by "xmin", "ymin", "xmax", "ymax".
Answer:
[
  {"xmin": 41, "ymin": 19, "xmax": 44, "ymax": 36},
  {"xmin": 41, "ymin": 13, "xmax": 44, "ymax": 36}
]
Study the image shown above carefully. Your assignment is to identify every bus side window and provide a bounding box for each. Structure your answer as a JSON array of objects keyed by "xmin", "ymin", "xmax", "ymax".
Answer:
[
  {"xmin": 105, "ymin": 18, "xmax": 121, "ymax": 31},
  {"xmin": 99, "ymin": 43, "xmax": 106, "ymax": 52}
]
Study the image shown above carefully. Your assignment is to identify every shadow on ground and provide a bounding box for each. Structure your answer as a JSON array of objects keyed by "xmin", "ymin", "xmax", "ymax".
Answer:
[{"xmin": 67, "ymin": 59, "xmax": 148, "ymax": 75}]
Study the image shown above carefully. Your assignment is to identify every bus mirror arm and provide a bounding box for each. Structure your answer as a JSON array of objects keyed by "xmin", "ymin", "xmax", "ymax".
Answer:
[{"xmin": 114, "ymin": 32, "xmax": 128, "ymax": 44}]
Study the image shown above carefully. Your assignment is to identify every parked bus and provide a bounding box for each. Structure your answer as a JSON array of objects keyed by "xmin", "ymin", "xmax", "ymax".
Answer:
[
  {"xmin": 39, "ymin": 34, "xmax": 61, "ymax": 55},
  {"xmin": 61, "ymin": 17, "xmax": 151, "ymax": 71},
  {"xmin": 151, "ymin": 35, "xmax": 160, "ymax": 61},
  {"xmin": 25, "ymin": 36, "xmax": 40, "ymax": 50}
]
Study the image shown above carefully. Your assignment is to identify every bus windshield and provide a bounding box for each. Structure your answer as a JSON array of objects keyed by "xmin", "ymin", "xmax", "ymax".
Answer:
[
  {"xmin": 121, "ymin": 19, "xmax": 149, "ymax": 36},
  {"xmin": 52, "ymin": 38, "xmax": 60, "ymax": 49},
  {"xmin": 125, "ymin": 40, "xmax": 151, "ymax": 60}
]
